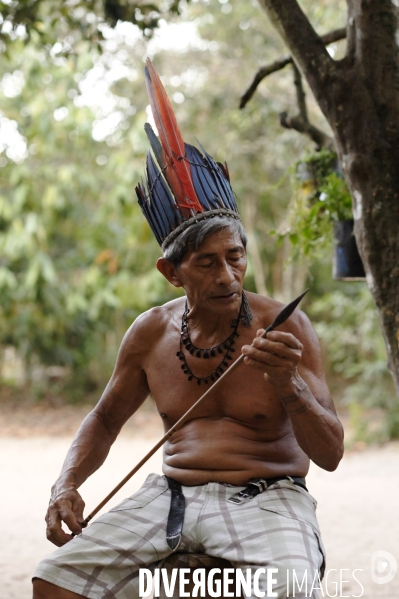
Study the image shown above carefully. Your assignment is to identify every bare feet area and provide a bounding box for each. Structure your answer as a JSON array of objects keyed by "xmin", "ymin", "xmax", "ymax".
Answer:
[{"xmin": 1, "ymin": 401, "xmax": 399, "ymax": 599}]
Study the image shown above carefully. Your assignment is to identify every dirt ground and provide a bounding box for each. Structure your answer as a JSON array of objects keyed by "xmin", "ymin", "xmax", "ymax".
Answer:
[{"xmin": 1, "ymin": 402, "xmax": 399, "ymax": 599}]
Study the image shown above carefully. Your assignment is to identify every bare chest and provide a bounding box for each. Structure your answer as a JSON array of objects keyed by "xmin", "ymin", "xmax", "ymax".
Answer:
[{"xmin": 143, "ymin": 325, "xmax": 287, "ymax": 429}]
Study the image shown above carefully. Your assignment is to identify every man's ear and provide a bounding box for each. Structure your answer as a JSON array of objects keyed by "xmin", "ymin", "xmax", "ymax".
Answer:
[{"xmin": 156, "ymin": 257, "xmax": 183, "ymax": 288}]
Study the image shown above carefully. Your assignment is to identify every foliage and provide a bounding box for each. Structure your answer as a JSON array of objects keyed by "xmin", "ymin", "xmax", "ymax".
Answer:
[
  {"xmin": 0, "ymin": 0, "xmax": 394, "ymax": 426},
  {"xmin": 0, "ymin": 41, "xmax": 182, "ymax": 396},
  {"xmin": 275, "ymin": 149, "xmax": 353, "ymax": 259},
  {"xmin": 0, "ymin": 0, "xmax": 184, "ymax": 50},
  {"xmin": 309, "ymin": 286, "xmax": 398, "ymax": 439},
  {"xmin": 0, "ymin": 0, "xmax": 309, "ymax": 397}
]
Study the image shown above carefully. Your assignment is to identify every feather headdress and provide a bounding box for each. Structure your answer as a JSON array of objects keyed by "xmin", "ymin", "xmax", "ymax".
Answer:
[{"xmin": 136, "ymin": 59, "xmax": 240, "ymax": 248}]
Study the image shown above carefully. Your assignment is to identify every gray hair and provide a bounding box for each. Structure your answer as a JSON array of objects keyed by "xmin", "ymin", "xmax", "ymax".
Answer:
[{"xmin": 163, "ymin": 216, "xmax": 247, "ymax": 267}]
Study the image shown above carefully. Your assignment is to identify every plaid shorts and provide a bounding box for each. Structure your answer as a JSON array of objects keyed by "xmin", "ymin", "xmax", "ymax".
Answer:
[{"xmin": 34, "ymin": 473, "xmax": 326, "ymax": 599}]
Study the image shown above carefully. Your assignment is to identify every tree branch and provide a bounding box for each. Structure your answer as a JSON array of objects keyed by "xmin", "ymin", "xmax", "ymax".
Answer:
[
  {"xmin": 292, "ymin": 62, "xmax": 308, "ymax": 123},
  {"xmin": 279, "ymin": 112, "xmax": 335, "ymax": 150},
  {"xmin": 279, "ymin": 63, "xmax": 335, "ymax": 150},
  {"xmin": 316, "ymin": 27, "xmax": 348, "ymax": 46},
  {"xmin": 240, "ymin": 27, "xmax": 346, "ymax": 109},
  {"xmin": 257, "ymin": 0, "xmax": 336, "ymax": 85},
  {"xmin": 239, "ymin": 57, "xmax": 291, "ymax": 109}
]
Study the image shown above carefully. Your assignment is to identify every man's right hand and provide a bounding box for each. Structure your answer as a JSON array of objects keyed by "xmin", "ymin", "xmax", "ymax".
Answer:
[
  {"xmin": 45, "ymin": 485, "xmax": 86, "ymax": 547},
  {"xmin": 41, "ymin": 312, "xmax": 152, "ymax": 547}
]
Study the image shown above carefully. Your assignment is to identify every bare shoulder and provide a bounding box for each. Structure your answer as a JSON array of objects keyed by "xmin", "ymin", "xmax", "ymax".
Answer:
[
  {"xmin": 102, "ymin": 297, "xmax": 185, "ymax": 409},
  {"xmin": 121, "ymin": 297, "xmax": 185, "ymax": 356},
  {"xmin": 246, "ymin": 290, "xmax": 317, "ymax": 345},
  {"xmin": 245, "ymin": 290, "xmax": 283, "ymax": 323}
]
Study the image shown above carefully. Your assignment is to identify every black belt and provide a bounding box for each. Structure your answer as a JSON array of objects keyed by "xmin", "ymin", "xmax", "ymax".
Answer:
[
  {"xmin": 226, "ymin": 476, "xmax": 307, "ymax": 505},
  {"xmin": 165, "ymin": 476, "xmax": 186, "ymax": 551},
  {"xmin": 165, "ymin": 475, "xmax": 307, "ymax": 550}
]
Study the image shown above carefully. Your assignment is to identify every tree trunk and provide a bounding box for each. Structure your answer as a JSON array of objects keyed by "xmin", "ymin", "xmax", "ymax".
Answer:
[
  {"xmin": 258, "ymin": 0, "xmax": 399, "ymax": 395},
  {"xmin": 242, "ymin": 196, "xmax": 269, "ymax": 296}
]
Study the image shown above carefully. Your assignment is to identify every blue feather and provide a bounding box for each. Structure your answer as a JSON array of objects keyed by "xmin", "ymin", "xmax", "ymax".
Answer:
[
  {"xmin": 196, "ymin": 141, "xmax": 237, "ymax": 212},
  {"xmin": 214, "ymin": 160, "xmax": 237, "ymax": 211},
  {"xmin": 136, "ymin": 182, "xmax": 163, "ymax": 245},
  {"xmin": 203, "ymin": 149, "xmax": 237, "ymax": 212},
  {"xmin": 199, "ymin": 165, "xmax": 224, "ymax": 209},
  {"xmin": 184, "ymin": 144, "xmax": 214, "ymax": 210},
  {"xmin": 186, "ymin": 143, "xmax": 222, "ymax": 209},
  {"xmin": 152, "ymin": 163, "xmax": 183, "ymax": 228},
  {"xmin": 144, "ymin": 123, "xmax": 166, "ymax": 171},
  {"xmin": 146, "ymin": 154, "xmax": 170, "ymax": 238},
  {"xmin": 147, "ymin": 152, "xmax": 183, "ymax": 231},
  {"xmin": 143, "ymin": 175, "xmax": 166, "ymax": 244}
]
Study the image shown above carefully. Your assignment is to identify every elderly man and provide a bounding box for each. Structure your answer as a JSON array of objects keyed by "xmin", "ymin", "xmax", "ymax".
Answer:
[{"xmin": 33, "ymin": 60, "xmax": 343, "ymax": 599}]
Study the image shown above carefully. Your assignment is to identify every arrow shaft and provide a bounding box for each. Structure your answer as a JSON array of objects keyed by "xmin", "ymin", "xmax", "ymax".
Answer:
[{"xmin": 81, "ymin": 290, "xmax": 308, "ymax": 525}]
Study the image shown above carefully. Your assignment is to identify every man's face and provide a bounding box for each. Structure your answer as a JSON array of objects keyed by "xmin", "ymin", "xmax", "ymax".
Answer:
[{"xmin": 175, "ymin": 227, "xmax": 247, "ymax": 315}]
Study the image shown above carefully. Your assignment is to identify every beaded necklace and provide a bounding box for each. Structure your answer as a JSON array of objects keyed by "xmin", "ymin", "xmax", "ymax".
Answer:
[{"xmin": 176, "ymin": 293, "xmax": 250, "ymax": 385}]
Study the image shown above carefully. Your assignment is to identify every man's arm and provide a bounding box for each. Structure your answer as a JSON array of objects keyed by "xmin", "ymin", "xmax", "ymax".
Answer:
[
  {"xmin": 46, "ymin": 310, "xmax": 159, "ymax": 547},
  {"xmin": 242, "ymin": 309, "xmax": 344, "ymax": 472}
]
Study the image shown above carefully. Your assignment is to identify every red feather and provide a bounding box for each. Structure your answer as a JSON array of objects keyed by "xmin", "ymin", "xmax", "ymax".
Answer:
[{"xmin": 145, "ymin": 59, "xmax": 203, "ymax": 214}]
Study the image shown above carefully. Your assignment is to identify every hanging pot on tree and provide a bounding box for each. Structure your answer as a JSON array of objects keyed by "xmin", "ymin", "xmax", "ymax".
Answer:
[{"xmin": 333, "ymin": 219, "xmax": 366, "ymax": 281}]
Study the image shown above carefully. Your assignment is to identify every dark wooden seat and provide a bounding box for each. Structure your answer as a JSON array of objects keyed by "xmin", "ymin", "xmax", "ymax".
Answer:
[{"xmin": 158, "ymin": 553, "xmax": 242, "ymax": 599}]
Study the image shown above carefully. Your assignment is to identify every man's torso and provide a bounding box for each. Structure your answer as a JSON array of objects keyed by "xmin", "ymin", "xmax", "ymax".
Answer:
[{"xmin": 140, "ymin": 292, "xmax": 313, "ymax": 485}]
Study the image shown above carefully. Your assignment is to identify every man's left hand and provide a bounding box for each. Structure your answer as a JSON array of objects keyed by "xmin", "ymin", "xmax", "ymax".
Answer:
[{"xmin": 242, "ymin": 330, "xmax": 303, "ymax": 389}]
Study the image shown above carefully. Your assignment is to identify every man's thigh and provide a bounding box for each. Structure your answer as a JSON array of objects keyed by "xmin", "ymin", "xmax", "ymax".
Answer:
[
  {"xmin": 33, "ymin": 477, "xmax": 325, "ymax": 599},
  {"xmin": 185, "ymin": 480, "xmax": 325, "ymax": 599},
  {"xmin": 33, "ymin": 474, "xmax": 173, "ymax": 599}
]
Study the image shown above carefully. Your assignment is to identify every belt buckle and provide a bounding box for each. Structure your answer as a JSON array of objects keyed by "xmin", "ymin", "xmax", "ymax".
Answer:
[
  {"xmin": 227, "ymin": 479, "xmax": 269, "ymax": 505},
  {"xmin": 227, "ymin": 491, "xmax": 252, "ymax": 505},
  {"xmin": 249, "ymin": 479, "xmax": 268, "ymax": 492}
]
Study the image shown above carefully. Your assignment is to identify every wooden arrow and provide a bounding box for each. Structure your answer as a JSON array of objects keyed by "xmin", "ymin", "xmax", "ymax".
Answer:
[{"xmin": 78, "ymin": 288, "xmax": 309, "ymax": 528}]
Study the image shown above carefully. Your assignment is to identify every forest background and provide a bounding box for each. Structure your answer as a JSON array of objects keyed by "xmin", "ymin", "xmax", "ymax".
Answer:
[{"xmin": 0, "ymin": 0, "xmax": 396, "ymax": 442}]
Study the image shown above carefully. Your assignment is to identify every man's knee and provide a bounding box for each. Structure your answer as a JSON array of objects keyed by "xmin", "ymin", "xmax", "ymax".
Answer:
[{"xmin": 32, "ymin": 577, "xmax": 86, "ymax": 599}]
